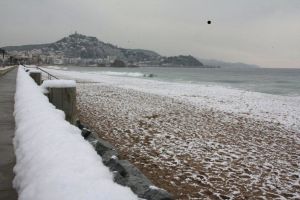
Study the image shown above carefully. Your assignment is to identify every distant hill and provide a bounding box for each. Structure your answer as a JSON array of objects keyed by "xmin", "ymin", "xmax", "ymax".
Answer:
[
  {"xmin": 199, "ymin": 58, "xmax": 260, "ymax": 69},
  {"xmin": 3, "ymin": 43, "xmax": 51, "ymax": 51},
  {"xmin": 2, "ymin": 33, "xmax": 203, "ymax": 67},
  {"xmin": 161, "ymin": 55, "xmax": 203, "ymax": 67}
]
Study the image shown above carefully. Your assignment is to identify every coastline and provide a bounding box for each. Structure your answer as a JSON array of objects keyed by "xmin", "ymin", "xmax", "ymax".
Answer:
[
  {"xmin": 42, "ymin": 67, "xmax": 300, "ymax": 199},
  {"xmin": 44, "ymin": 67, "xmax": 300, "ymax": 132},
  {"xmin": 77, "ymin": 83, "xmax": 299, "ymax": 199}
]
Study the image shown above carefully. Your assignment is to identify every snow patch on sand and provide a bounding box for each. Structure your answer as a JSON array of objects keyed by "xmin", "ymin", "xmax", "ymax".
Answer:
[
  {"xmin": 76, "ymin": 84, "xmax": 300, "ymax": 199},
  {"xmin": 43, "ymin": 68, "xmax": 300, "ymax": 131}
]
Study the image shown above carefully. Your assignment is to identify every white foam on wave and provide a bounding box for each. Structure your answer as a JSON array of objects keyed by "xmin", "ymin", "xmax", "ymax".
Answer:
[
  {"xmin": 95, "ymin": 71, "xmax": 145, "ymax": 77},
  {"xmin": 44, "ymin": 66, "xmax": 68, "ymax": 70},
  {"xmin": 42, "ymin": 67, "xmax": 300, "ymax": 132}
]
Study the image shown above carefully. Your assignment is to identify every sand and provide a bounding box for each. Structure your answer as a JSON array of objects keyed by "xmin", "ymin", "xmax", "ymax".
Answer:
[{"xmin": 76, "ymin": 83, "xmax": 300, "ymax": 200}]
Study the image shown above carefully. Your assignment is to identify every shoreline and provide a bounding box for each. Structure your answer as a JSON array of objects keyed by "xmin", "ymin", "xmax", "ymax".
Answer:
[
  {"xmin": 43, "ymin": 67, "xmax": 300, "ymax": 132},
  {"xmin": 40, "ymin": 67, "xmax": 300, "ymax": 199},
  {"xmin": 77, "ymin": 83, "xmax": 300, "ymax": 199}
]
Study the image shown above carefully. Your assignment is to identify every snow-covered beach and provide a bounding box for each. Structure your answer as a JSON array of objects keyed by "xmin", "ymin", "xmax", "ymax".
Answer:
[{"xmin": 43, "ymin": 67, "xmax": 300, "ymax": 199}]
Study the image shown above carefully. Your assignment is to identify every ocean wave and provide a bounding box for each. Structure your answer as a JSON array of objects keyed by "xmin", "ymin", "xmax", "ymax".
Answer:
[
  {"xmin": 99, "ymin": 71, "xmax": 145, "ymax": 77},
  {"xmin": 45, "ymin": 66, "xmax": 68, "ymax": 70},
  {"xmin": 43, "ymin": 67, "xmax": 300, "ymax": 131}
]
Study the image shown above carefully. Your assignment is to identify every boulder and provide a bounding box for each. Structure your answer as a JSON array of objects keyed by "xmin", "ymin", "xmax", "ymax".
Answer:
[{"xmin": 95, "ymin": 138, "xmax": 116, "ymax": 156}]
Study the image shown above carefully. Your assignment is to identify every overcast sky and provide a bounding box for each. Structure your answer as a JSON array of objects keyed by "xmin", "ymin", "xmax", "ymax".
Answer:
[{"xmin": 0, "ymin": 0, "xmax": 299, "ymax": 68}]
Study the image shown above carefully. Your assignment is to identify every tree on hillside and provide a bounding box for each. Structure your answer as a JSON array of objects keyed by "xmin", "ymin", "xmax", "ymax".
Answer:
[{"xmin": 111, "ymin": 59, "xmax": 126, "ymax": 67}]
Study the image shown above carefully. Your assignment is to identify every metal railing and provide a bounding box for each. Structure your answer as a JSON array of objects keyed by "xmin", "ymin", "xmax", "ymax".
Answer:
[
  {"xmin": 23, "ymin": 65, "xmax": 59, "ymax": 80},
  {"xmin": 36, "ymin": 66, "xmax": 59, "ymax": 80}
]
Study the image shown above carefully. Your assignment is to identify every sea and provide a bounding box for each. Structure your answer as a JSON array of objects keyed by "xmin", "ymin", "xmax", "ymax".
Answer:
[{"xmin": 60, "ymin": 66, "xmax": 300, "ymax": 96}]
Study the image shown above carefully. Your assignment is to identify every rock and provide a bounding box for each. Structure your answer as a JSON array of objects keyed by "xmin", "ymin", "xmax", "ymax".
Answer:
[
  {"xmin": 72, "ymin": 122, "xmax": 173, "ymax": 199},
  {"xmin": 144, "ymin": 74, "xmax": 156, "ymax": 78},
  {"xmin": 75, "ymin": 120, "xmax": 84, "ymax": 130},
  {"xmin": 85, "ymin": 134, "xmax": 98, "ymax": 146},
  {"xmin": 144, "ymin": 187, "xmax": 174, "ymax": 200},
  {"xmin": 113, "ymin": 171, "xmax": 127, "ymax": 186},
  {"xmin": 94, "ymin": 139, "xmax": 116, "ymax": 156},
  {"xmin": 220, "ymin": 194, "xmax": 230, "ymax": 200},
  {"xmin": 101, "ymin": 150, "xmax": 119, "ymax": 166},
  {"xmin": 109, "ymin": 159, "xmax": 128, "ymax": 176},
  {"xmin": 107, "ymin": 160, "xmax": 173, "ymax": 200},
  {"xmin": 81, "ymin": 128, "xmax": 91, "ymax": 139}
]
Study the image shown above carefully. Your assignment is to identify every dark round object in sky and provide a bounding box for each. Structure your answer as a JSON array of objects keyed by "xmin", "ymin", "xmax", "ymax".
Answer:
[{"xmin": 207, "ymin": 20, "xmax": 211, "ymax": 24}]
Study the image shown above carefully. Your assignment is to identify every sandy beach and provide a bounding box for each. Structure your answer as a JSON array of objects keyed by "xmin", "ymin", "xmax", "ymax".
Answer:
[
  {"xmin": 3, "ymin": 1, "xmax": 300, "ymax": 199},
  {"xmin": 43, "ymin": 67, "xmax": 300, "ymax": 199},
  {"xmin": 76, "ymin": 83, "xmax": 299, "ymax": 199}
]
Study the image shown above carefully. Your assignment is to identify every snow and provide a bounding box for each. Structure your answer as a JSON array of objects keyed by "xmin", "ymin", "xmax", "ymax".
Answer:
[
  {"xmin": 40, "ymin": 66, "xmax": 300, "ymax": 199},
  {"xmin": 97, "ymin": 71, "xmax": 145, "ymax": 77},
  {"xmin": 149, "ymin": 185, "xmax": 165, "ymax": 191},
  {"xmin": 45, "ymin": 65, "xmax": 68, "ymax": 70},
  {"xmin": 13, "ymin": 66, "xmax": 138, "ymax": 200},
  {"xmin": 41, "ymin": 80, "xmax": 76, "ymax": 88},
  {"xmin": 75, "ymin": 84, "xmax": 300, "ymax": 199},
  {"xmin": 27, "ymin": 68, "xmax": 41, "ymax": 73},
  {"xmin": 0, "ymin": 66, "xmax": 14, "ymax": 71},
  {"xmin": 42, "ymin": 67, "xmax": 300, "ymax": 131},
  {"xmin": 23, "ymin": 64, "xmax": 37, "ymax": 68}
]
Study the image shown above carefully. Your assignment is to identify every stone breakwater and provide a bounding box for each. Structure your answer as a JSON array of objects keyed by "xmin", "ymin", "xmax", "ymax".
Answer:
[{"xmin": 77, "ymin": 83, "xmax": 300, "ymax": 200}]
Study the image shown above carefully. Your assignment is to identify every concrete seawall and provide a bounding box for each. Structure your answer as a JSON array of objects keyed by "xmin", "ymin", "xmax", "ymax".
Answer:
[{"xmin": 26, "ymin": 67, "xmax": 173, "ymax": 200}]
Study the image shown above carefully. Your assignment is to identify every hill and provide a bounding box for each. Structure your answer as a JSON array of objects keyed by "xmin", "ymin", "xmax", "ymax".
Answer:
[
  {"xmin": 199, "ymin": 58, "xmax": 260, "ymax": 68},
  {"xmin": 2, "ymin": 33, "xmax": 203, "ymax": 67}
]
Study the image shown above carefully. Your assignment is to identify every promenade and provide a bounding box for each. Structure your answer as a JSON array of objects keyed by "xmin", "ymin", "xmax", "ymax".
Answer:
[{"xmin": 0, "ymin": 68, "xmax": 17, "ymax": 199}]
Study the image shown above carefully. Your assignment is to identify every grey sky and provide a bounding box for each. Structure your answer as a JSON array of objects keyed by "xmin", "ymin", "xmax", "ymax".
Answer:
[{"xmin": 0, "ymin": 0, "xmax": 299, "ymax": 68}]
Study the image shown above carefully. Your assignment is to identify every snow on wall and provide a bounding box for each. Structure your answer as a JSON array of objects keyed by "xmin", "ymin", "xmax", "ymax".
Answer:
[
  {"xmin": 42, "ymin": 80, "xmax": 76, "ymax": 88},
  {"xmin": 0, "ymin": 66, "xmax": 15, "ymax": 75},
  {"xmin": 13, "ymin": 66, "xmax": 138, "ymax": 200},
  {"xmin": 0, "ymin": 66, "xmax": 14, "ymax": 71},
  {"xmin": 27, "ymin": 68, "xmax": 41, "ymax": 73}
]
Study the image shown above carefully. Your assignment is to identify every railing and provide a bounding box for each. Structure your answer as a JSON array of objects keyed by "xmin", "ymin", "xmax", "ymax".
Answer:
[
  {"xmin": 23, "ymin": 65, "xmax": 59, "ymax": 80},
  {"xmin": 36, "ymin": 67, "xmax": 59, "ymax": 80}
]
